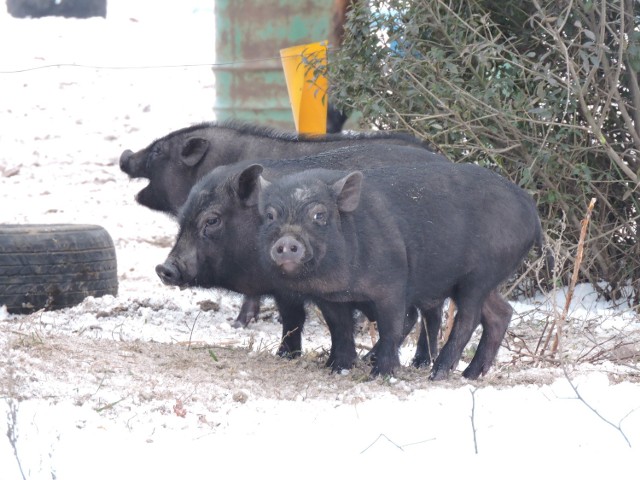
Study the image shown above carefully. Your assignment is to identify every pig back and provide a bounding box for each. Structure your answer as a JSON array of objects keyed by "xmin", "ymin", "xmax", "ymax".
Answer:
[{"xmin": 352, "ymin": 162, "xmax": 542, "ymax": 296}]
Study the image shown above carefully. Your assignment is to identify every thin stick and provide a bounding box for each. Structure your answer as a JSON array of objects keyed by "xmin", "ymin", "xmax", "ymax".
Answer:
[
  {"xmin": 469, "ymin": 387, "xmax": 479, "ymax": 454},
  {"xmin": 444, "ymin": 300, "xmax": 456, "ymax": 343},
  {"xmin": 547, "ymin": 198, "xmax": 596, "ymax": 356},
  {"xmin": 368, "ymin": 321, "xmax": 377, "ymax": 347},
  {"xmin": 186, "ymin": 312, "xmax": 201, "ymax": 350}
]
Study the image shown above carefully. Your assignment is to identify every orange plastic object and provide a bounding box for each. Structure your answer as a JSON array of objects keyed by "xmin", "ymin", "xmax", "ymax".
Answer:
[{"xmin": 280, "ymin": 41, "xmax": 328, "ymax": 134}]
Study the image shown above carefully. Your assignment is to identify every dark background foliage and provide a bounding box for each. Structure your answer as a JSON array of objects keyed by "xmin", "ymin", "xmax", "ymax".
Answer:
[{"xmin": 328, "ymin": 0, "xmax": 640, "ymax": 303}]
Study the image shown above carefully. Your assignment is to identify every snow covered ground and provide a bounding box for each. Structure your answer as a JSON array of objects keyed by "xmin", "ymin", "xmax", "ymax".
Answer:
[{"xmin": 1, "ymin": 2, "xmax": 639, "ymax": 478}]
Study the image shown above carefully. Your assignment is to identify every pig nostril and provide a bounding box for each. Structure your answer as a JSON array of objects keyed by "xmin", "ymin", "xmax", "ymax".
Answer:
[
  {"xmin": 156, "ymin": 263, "xmax": 179, "ymax": 285},
  {"xmin": 271, "ymin": 236, "xmax": 306, "ymax": 267}
]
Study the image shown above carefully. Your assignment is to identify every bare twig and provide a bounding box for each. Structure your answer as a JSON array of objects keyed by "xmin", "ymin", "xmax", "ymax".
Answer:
[
  {"xmin": 469, "ymin": 387, "xmax": 479, "ymax": 454},
  {"xmin": 360, "ymin": 433, "xmax": 404, "ymax": 454},
  {"xmin": 541, "ymin": 198, "xmax": 597, "ymax": 357},
  {"xmin": 95, "ymin": 395, "xmax": 130, "ymax": 413},
  {"xmin": 560, "ymin": 371, "xmax": 633, "ymax": 448},
  {"xmin": 4, "ymin": 345, "xmax": 27, "ymax": 480},
  {"xmin": 186, "ymin": 311, "xmax": 201, "ymax": 350},
  {"xmin": 5, "ymin": 398, "xmax": 26, "ymax": 480}
]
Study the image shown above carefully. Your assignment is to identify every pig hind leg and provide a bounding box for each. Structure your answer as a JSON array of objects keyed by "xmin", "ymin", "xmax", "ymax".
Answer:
[
  {"xmin": 462, "ymin": 290, "xmax": 513, "ymax": 379},
  {"xmin": 429, "ymin": 291, "xmax": 485, "ymax": 381},
  {"xmin": 360, "ymin": 302, "xmax": 443, "ymax": 369},
  {"xmin": 363, "ymin": 305, "xmax": 420, "ymax": 365}
]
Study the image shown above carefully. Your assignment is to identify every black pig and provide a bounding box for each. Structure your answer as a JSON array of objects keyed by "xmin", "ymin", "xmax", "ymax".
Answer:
[
  {"xmin": 120, "ymin": 121, "xmax": 437, "ymax": 328},
  {"xmin": 119, "ymin": 122, "xmax": 436, "ymax": 215},
  {"xmin": 253, "ymin": 163, "xmax": 545, "ymax": 378},
  {"xmin": 156, "ymin": 145, "xmax": 450, "ymax": 371}
]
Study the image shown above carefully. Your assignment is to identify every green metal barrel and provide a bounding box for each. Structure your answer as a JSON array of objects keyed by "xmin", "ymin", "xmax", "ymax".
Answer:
[{"xmin": 213, "ymin": 0, "xmax": 331, "ymax": 128}]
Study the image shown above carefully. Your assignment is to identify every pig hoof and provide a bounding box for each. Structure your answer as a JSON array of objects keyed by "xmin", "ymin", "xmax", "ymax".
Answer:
[
  {"xmin": 462, "ymin": 365, "xmax": 483, "ymax": 380},
  {"xmin": 369, "ymin": 362, "xmax": 398, "ymax": 378},
  {"xmin": 231, "ymin": 314, "xmax": 255, "ymax": 329},
  {"xmin": 411, "ymin": 355, "xmax": 431, "ymax": 369},
  {"xmin": 276, "ymin": 347, "xmax": 301, "ymax": 360},
  {"xmin": 362, "ymin": 349, "xmax": 377, "ymax": 365},
  {"xmin": 329, "ymin": 365, "xmax": 351, "ymax": 374},
  {"xmin": 429, "ymin": 367, "xmax": 451, "ymax": 381},
  {"xmin": 326, "ymin": 356, "xmax": 355, "ymax": 372}
]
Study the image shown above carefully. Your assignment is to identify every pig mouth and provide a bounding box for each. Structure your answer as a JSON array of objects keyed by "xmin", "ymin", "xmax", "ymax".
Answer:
[
  {"xmin": 135, "ymin": 183, "xmax": 175, "ymax": 213},
  {"xmin": 278, "ymin": 261, "xmax": 303, "ymax": 275},
  {"xmin": 275, "ymin": 256, "xmax": 317, "ymax": 278},
  {"xmin": 134, "ymin": 183, "xmax": 152, "ymax": 202}
]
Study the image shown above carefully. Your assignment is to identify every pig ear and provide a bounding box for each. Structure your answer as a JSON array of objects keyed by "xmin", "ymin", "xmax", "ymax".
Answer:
[
  {"xmin": 180, "ymin": 138, "xmax": 209, "ymax": 167},
  {"xmin": 256, "ymin": 176, "xmax": 273, "ymax": 214},
  {"xmin": 258, "ymin": 175, "xmax": 272, "ymax": 191},
  {"xmin": 236, "ymin": 164, "xmax": 264, "ymax": 206},
  {"xmin": 333, "ymin": 171, "xmax": 363, "ymax": 212}
]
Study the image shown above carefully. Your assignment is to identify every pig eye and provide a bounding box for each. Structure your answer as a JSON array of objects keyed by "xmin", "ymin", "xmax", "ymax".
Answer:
[
  {"xmin": 265, "ymin": 207, "xmax": 277, "ymax": 222},
  {"xmin": 145, "ymin": 145, "xmax": 163, "ymax": 171},
  {"xmin": 149, "ymin": 144, "xmax": 162, "ymax": 160},
  {"xmin": 202, "ymin": 215, "xmax": 221, "ymax": 238},
  {"xmin": 309, "ymin": 206, "xmax": 328, "ymax": 225}
]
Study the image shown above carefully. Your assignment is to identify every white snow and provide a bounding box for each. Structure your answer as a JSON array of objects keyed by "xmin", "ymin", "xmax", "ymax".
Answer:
[{"xmin": 0, "ymin": 2, "xmax": 639, "ymax": 478}]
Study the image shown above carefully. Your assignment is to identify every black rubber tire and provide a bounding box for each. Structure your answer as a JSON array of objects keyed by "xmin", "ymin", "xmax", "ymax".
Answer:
[
  {"xmin": 6, "ymin": 0, "xmax": 107, "ymax": 18},
  {"xmin": 0, "ymin": 224, "xmax": 118, "ymax": 314}
]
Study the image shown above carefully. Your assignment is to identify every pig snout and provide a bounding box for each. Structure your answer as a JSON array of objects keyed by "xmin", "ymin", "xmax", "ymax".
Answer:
[
  {"xmin": 119, "ymin": 149, "xmax": 134, "ymax": 172},
  {"xmin": 271, "ymin": 235, "xmax": 306, "ymax": 273},
  {"xmin": 156, "ymin": 261, "xmax": 183, "ymax": 286}
]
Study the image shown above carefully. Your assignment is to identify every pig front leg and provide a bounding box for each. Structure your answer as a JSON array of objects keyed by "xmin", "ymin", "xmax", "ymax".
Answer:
[
  {"xmin": 232, "ymin": 295, "xmax": 262, "ymax": 328},
  {"xmin": 462, "ymin": 290, "xmax": 513, "ymax": 379},
  {"xmin": 274, "ymin": 295, "xmax": 306, "ymax": 359},
  {"xmin": 368, "ymin": 299, "xmax": 407, "ymax": 377}
]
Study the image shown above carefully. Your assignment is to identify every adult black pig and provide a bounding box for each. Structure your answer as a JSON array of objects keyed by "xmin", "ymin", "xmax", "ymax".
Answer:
[
  {"xmin": 156, "ymin": 145, "xmax": 450, "ymax": 372},
  {"xmin": 119, "ymin": 121, "xmax": 435, "ymax": 215},
  {"xmin": 253, "ymin": 163, "xmax": 545, "ymax": 379},
  {"xmin": 120, "ymin": 121, "xmax": 437, "ymax": 327}
]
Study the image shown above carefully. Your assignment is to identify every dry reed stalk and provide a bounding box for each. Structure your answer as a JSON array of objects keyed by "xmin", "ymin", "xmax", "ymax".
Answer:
[
  {"xmin": 368, "ymin": 320, "xmax": 377, "ymax": 347},
  {"xmin": 543, "ymin": 197, "xmax": 597, "ymax": 357},
  {"xmin": 444, "ymin": 300, "xmax": 456, "ymax": 343}
]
